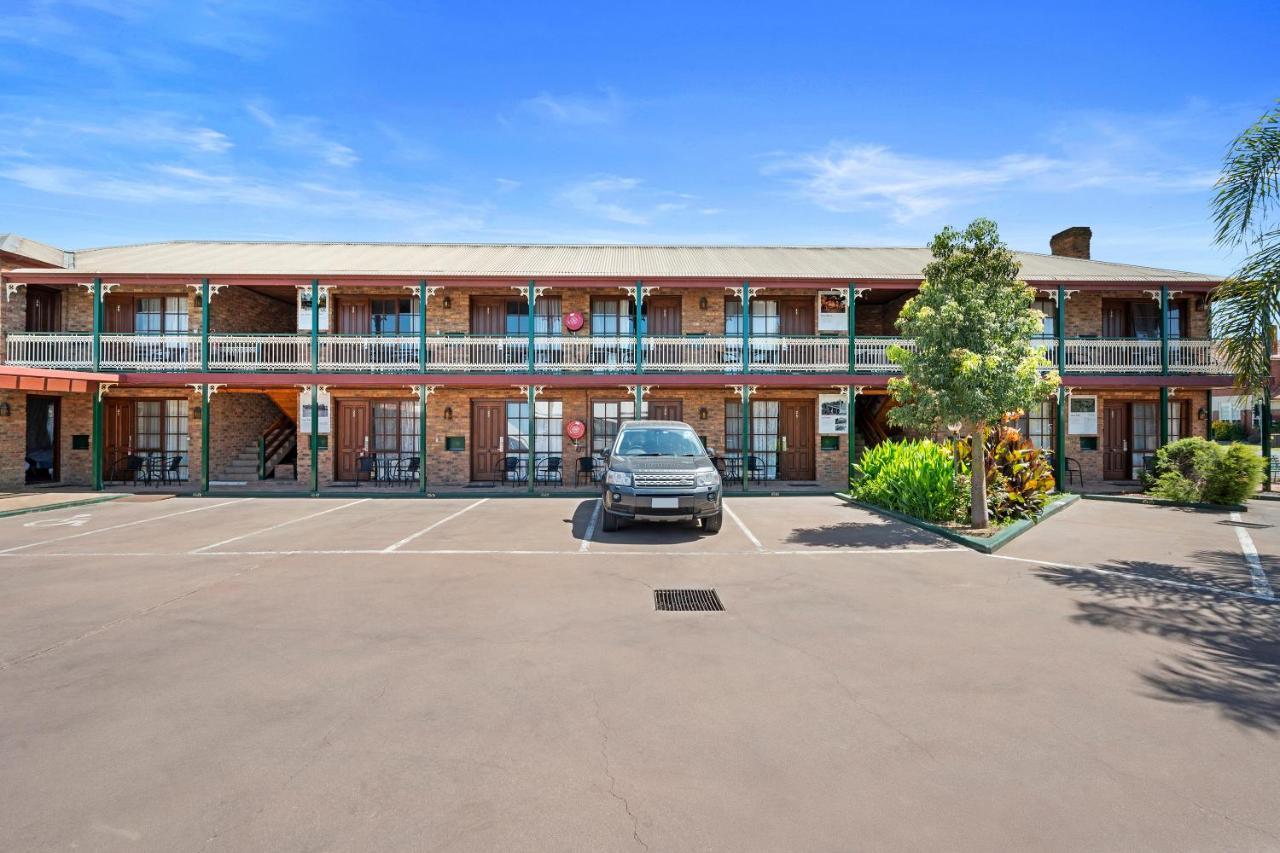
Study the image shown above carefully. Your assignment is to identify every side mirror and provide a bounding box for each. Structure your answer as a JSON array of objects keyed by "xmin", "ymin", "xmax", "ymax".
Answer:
[
  {"xmin": 705, "ymin": 447, "xmax": 717, "ymax": 456},
  {"xmin": 600, "ymin": 448, "xmax": 611, "ymax": 460}
]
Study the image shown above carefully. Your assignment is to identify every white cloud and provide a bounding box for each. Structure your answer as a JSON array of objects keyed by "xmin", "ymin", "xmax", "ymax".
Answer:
[
  {"xmin": 494, "ymin": 178, "xmax": 521, "ymax": 193},
  {"xmin": 516, "ymin": 88, "xmax": 623, "ymax": 126},
  {"xmin": 557, "ymin": 176, "xmax": 649, "ymax": 225},
  {"xmin": 246, "ymin": 102, "xmax": 357, "ymax": 167}
]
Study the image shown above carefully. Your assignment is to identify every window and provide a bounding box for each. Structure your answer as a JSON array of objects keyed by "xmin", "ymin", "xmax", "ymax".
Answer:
[
  {"xmin": 1032, "ymin": 298, "xmax": 1055, "ymax": 337},
  {"xmin": 1168, "ymin": 400, "xmax": 1186, "ymax": 443},
  {"xmin": 722, "ymin": 400, "xmax": 781, "ymax": 480},
  {"xmin": 592, "ymin": 399, "xmax": 645, "ymax": 461},
  {"xmin": 134, "ymin": 399, "xmax": 189, "ymax": 480},
  {"xmin": 591, "ymin": 298, "xmax": 633, "ymax": 336},
  {"xmin": 1016, "ymin": 399, "xmax": 1056, "ymax": 451},
  {"xmin": 1132, "ymin": 402, "xmax": 1159, "ymax": 472},
  {"xmin": 724, "ymin": 298, "xmax": 780, "ymax": 335},
  {"xmin": 134, "ymin": 296, "xmax": 188, "ymax": 335},
  {"xmin": 1131, "ymin": 302, "xmax": 1161, "ymax": 339},
  {"xmin": 1166, "ymin": 301, "xmax": 1184, "ymax": 340},
  {"xmin": 370, "ymin": 298, "xmax": 419, "ymax": 335},
  {"xmin": 506, "ymin": 297, "xmax": 563, "ymax": 335},
  {"xmin": 505, "ymin": 400, "xmax": 562, "ymax": 481}
]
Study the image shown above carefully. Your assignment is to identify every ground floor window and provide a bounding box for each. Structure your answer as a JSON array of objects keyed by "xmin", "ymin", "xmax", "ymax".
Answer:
[
  {"xmin": 1132, "ymin": 401, "xmax": 1159, "ymax": 472},
  {"xmin": 1017, "ymin": 399, "xmax": 1055, "ymax": 451},
  {"xmin": 506, "ymin": 400, "xmax": 563, "ymax": 481},
  {"xmin": 1168, "ymin": 400, "xmax": 1186, "ymax": 443},
  {"xmin": 135, "ymin": 399, "xmax": 189, "ymax": 480},
  {"xmin": 591, "ymin": 400, "xmax": 646, "ymax": 461},
  {"xmin": 723, "ymin": 400, "xmax": 780, "ymax": 480},
  {"xmin": 372, "ymin": 400, "xmax": 420, "ymax": 479}
]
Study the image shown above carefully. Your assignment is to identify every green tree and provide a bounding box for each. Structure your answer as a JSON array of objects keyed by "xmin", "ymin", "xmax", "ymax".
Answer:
[
  {"xmin": 1210, "ymin": 101, "xmax": 1280, "ymax": 392},
  {"xmin": 887, "ymin": 218, "xmax": 1060, "ymax": 528}
]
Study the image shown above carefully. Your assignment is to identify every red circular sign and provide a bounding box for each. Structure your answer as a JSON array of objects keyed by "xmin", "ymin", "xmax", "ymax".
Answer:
[
  {"xmin": 566, "ymin": 420, "xmax": 586, "ymax": 440},
  {"xmin": 564, "ymin": 311, "xmax": 585, "ymax": 332}
]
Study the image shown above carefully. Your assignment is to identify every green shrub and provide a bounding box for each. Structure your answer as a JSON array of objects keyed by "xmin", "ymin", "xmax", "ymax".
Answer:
[
  {"xmin": 1203, "ymin": 444, "xmax": 1265, "ymax": 505},
  {"xmin": 953, "ymin": 426, "xmax": 1056, "ymax": 522},
  {"xmin": 1145, "ymin": 437, "xmax": 1263, "ymax": 505},
  {"xmin": 850, "ymin": 439, "xmax": 967, "ymax": 524},
  {"xmin": 1212, "ymin": 420, "xmax": 1235, "ymax": 441}
]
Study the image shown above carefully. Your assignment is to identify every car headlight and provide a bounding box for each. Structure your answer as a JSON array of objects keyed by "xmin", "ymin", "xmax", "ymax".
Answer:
[
  {"xmin": 695, "ymin": 468, "xmax": 720, "ymax": 487},
  {"xmin": 605, "ymin": 470, "xmax": 632, "ymax": 486}
]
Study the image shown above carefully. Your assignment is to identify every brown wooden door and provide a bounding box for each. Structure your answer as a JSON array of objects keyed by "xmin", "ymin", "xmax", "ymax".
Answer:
[
  {"xmin": 1103, "ymin": 402, "xmax": 1130, "ymax": 480},
  {"xmin": 103, "ymin": 399, "xmax": 134, "ymax": 480},
  {"xmin": 778, "ymin": 298, "xmax": 815, "ymax": 335},
  {"xmin": 471, "ymin": 401, "xmax": 506, "ymax": 481},
  {"xmin": 647, "ymin": 400, "xmax": 683, "ymax": 422},
  {"xmin": 103, "ymin": 294, "xmax": 133, "ymax": 333},
  {"xmin": 25, "ymin": 286, "xmax": 62, "ymax": 332},
  {"xmin": 334, "ymin": 298, "xmax": 370, "ymax": 335},
  {"xmin": 1101, "ymin": 300, "xmax": 1129, "ymax": 338},
  {"xmin": 335, "ymin": 400, "xmax": 371, "ymax": 481},
  {"xmin": 777, "ymin": 400, "xmax": 815, "ymax": 480},
  {"xmin": 471, "ymin": 298, "xmax": 507, "ymax": 335},
  {"xmin": 645, "ymin": 297, "xmax": 682, "ymax": 336}
]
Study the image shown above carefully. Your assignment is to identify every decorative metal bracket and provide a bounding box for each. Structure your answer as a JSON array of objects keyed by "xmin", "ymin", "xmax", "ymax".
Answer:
[
  {"xmin": 513, "ymin": 284, "xmax": 548, "ymax": 302},
  {"xmin": 99, "ymin": 283, "xmax": 119, "ymax": 297},
  {"xmin": 4, "ymin": 281, "xmax": 24, "ymax": 300},
  {"xmin": 852, "ymin": 288, "xmax": 869, "ymax": 300},
  {"xmin": 516, "ymin": 384, "xmax": 546, "ymax": 399},
  {"xmin": 1142, "ymin": 289, "xmax": 1163, "ymax": 304},
  {"xmin": 853, "ymin": 385, "xmax": 867, "ymax": 397},
  {"xmin": 735, "ymin": 384, "xmax": 759, "ymax": 401},
  {"xmin": 1167, "ymin": 290, "xmax": 1182, "ymax": 301},
  {"xmin": 1166, "ymin": 386, "xmax": 1180, "ymax": 398},
  {"xmin": 407, "ymin": 285, "xmax": 441, "ymax": 304},
  {"xmin": 77, "ymin": 281, "xmax": 96, "ymax": 295},
  {"xmin": 186, "ymin": 383, "xmax": 225, "ymax": 397},
  {"xmin": 1037, "ymin": 289, "xmax": 1060, "ymax": 305},
  {"xmin": 188, "ymin": 283, "xmax": 226, "ymax": 299},
  {"xmin": 96, "ymin": 382, "xmax": 116, "ymax": 401},
  {"xmin": 411, "ymin": 384, "xmax": 439, "ymax": 400},
  {"xmin": 626, "ymin": 385, "xmax": 654, "ymax": 400}
]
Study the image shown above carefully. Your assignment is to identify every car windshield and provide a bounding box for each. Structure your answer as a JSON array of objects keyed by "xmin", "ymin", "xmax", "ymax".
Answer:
[{"xmin": 613, "ymin": 428, "xmax": 706, "ymax": 457}]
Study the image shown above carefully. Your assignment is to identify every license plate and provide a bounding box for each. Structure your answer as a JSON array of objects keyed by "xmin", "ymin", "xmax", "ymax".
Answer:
[{"xmin": 650, "ymin": 497, "xmax": 679, "ymax": 509}]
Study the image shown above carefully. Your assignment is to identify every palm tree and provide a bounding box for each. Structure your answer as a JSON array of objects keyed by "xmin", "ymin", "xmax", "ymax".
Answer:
[{"xmin": 1210, "ymin": 101, "xmax": 1280, "ymax": 391}]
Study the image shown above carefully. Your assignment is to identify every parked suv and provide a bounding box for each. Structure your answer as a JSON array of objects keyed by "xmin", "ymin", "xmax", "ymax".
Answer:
[{"xmin": 599, "ymin": 420, "xmax": 723, "ymax": 534}]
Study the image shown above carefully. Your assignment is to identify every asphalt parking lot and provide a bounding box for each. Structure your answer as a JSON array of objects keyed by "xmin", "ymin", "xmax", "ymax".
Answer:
[{"xmin": 1, "ymin": 495, "xmax": 1277, "ymax": 851}]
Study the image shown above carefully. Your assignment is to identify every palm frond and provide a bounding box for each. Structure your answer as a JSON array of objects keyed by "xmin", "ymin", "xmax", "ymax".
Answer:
[
  {"xmin": 1213, "ymin": 102, "xmax": 1280, "ymax": 246},
  {"xmin": 1209, "ymin": 274, "xmax": 1280, "ymax": 391}
]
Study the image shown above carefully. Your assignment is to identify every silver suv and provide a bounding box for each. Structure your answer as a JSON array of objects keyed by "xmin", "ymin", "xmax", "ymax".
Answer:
[{"xmin": 599, "ymin": 420, "xmax": 723, "ymax": 534}]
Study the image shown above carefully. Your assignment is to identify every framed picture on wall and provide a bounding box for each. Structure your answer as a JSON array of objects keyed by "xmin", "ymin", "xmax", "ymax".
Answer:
[
  {"xmin": 818, "ymin": 290, "xmax": 848, "ymax": 332},
  {"xmin": 1068, "ymin": 395, "xmax": 1097, "ymax": 435}
]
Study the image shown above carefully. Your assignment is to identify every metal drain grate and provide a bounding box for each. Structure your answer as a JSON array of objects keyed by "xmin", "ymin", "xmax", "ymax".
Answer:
[{"xmin": 654, "ymin": 589, "xmax": 724, "ymax": 612}]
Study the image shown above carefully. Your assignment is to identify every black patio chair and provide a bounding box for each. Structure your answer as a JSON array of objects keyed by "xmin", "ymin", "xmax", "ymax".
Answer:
[
  {"xmin": 355, "ymin": 455, "xmax": 375, "ymax": 488},
  {"xmin": 500, "ymin": 455, "xmax": 526, "ymax": 486},
  {"xmin": 161, "ymin": 455, "xmax": 183, "ymax": 486},
  {"xmin": 746, "ymin": 455, "xmax": 765, "ymax": 483},
  {"xmin": 142, "ymin": 454, "xmax": 166, "ymax": 487},
  {"xmin": 397, "ymin": 456, "xmax": 421, "ymax": 485},
  {"xmin": 1065, "ymin": 456, "xmax": 1084, "ymax": 487},
  {"xmin": 712, "ymin": 455, "xmax": 741, "ymax": 487},
  {"xmin": 536, "ymin": 456, "xmax": 563, "ymax": 486},
  {"xmin": 575, "ymin": 456, "xmax": 597, "ymax": 487}
]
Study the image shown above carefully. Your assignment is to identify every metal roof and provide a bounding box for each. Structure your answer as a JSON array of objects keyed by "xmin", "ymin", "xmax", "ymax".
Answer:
[{"xmin": 3, "ymin": 239, "xmax": 1222, "ymax": 283}]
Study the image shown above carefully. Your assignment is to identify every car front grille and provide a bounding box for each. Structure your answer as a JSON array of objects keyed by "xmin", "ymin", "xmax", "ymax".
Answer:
[{"xmin": 632, "ymin": 471, "xmax": 696, "ymax": 489}]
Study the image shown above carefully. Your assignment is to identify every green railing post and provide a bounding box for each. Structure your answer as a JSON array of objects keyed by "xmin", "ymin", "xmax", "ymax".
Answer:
[
  {"xmin": 847, "ymin": 385, "xmax": 857, "ymax": 487},
  {"xmin": 635, "ymin": 281, "xmax": 645, "ymax": 374},
  {"xmin": 1055, "ymin": 385, "xmax": 1067, "ymax": 491},
  {"xmin": 741, "ymin": 281, "xmax": 750, "ymax": 374},
  {"xmin": 419, "ymin": 386, "xmax": 428, "ymax": 494},
  {"xmin": 309, "ymin": 384, "xmax": 319, "ymax": 497},
  {"xmin": 257, "ymin": 435, "xmax": 266, "ymax": 481},
  {"xmin": 200, "ymin": 278, "xmax": 210, "ymax": 372},
  {"xmin": 201, "ymin": 384, "xmax": 211, "ymax": 494},
  {"xmin": 91, "ymin": 386, "xmax": 103, "ymax": 491},
  {"xmin": 635, "ymin": 384, "xmax": 644, "ymax": 420},
  {"xmin": 310, "ymin": 280, "xmax": 320, "ymax": 373},
  {"xmin": 1160, "ymin": 284, "xmax": 1169, "ymax": 376},
  {"xmin": 847, "ymin": 284, "xmax": 857, "ymax": 374},
  {"xmin": 740, "ymin": 386, "xmax": 750, "ymax": 493},
  {"xmin": 527, "ymin": 281, "xmax": 536, "ymax": 374},
  {"xmin": 527, "ymin": 385, "xmax": 536, "ymax": 495},
  {"xmin": 1262, "ymin": 388, "xmax": 1274, "ymax": 492},
  {"xmin": 418, "ymin": 280, "xmax": 428, "ymax": 374},
  {"xmin": 91, "ymin": 277, "xmax": 102, "ymax": 372},
  {"xmin": 1056, "ymin": 285, "xmax": 1067, "ymax": 376},
  {"xmin": 1159, "ymin": 386, "xmax": 1170, "ymax": 448}
]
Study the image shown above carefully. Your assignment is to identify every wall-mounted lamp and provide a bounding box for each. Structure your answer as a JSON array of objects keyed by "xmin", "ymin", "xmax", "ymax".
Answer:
[
  {"xmin": 1197, "ymin": 407, "xmax": 1208, "ymax": 421},
  {"xmin": 442, "ymin": 296, "xmax": 452, "ymax": 309},
  {"xmin": 443, "ymin": 405, "xmax": 454, "ymax": 420},
  {"xmin": 699, "ymin": 296, "xmax": 708, "ymax": 310},
  {"xmin": 698, "ymin": 406, "xmax": 709, "ymax": 420},
  {"xmin": 0, "ymin": 402, "xmax": 10, "ymax": 417}
]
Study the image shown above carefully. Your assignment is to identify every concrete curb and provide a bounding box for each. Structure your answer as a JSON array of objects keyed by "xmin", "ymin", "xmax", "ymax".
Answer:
[
  {"xmin": 834, "ymin": 492, "xmax": 1080, "ymax": 554},
  {"xmin": 1080, "ymin": 493, "xmax": 1246, "ymax": 512},
  {"xmin": 0, "ymin": 494, "xmax": 123, "ymax": 519}
]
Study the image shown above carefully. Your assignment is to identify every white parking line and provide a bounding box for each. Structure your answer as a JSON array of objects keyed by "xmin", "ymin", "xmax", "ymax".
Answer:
[
  {"xmin": 722, "ymin": 502, "xmax": 764, "ymax": 551},
  {"xmin": 579, "ymin": 499, "xmax": 602, "ymax": 553},
  {"xmin": 380, "ymin": 498, "xmax": 489, "ymax": 552},
  {"xmin": 191, "ymin": 499, "xmax": 370, "ymax": 553},
  {"xmin": 0, "ymin": 499, "xmax": 249, "ymax": 554},
  {"xmin": 1231, "ymin": 511, "xmax": 1274, "ymax": 599},
  {"xmin": 987, "ymin": 552, "xmax": 1277, "ymax": 603},
  {"xmin": 0, "ymin": 545, "xmax": 969, "ymax": 559}
]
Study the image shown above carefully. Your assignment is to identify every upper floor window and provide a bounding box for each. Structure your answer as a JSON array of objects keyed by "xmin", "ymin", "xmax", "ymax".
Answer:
[
  {"xmin": 1032, "ymin": 298, "xmax": 1055, "ymax": 337},
  {"xmin": 134, "ymin": 296, "xmax": 188, "ymax": 335},
  {"xmin": 506, "ymin": 297, "xmax": 563, "ymax": 335},
  {"xmin": 370, "ymin": 298, "xmax": 419, "ymax": 335},
  {"xmin": 724, "ymin": 298, "xmax": 780, "ymax": 335},
  {"xmin": 591, "ymin": 298, "xmax": 634, "ymax": 336}
]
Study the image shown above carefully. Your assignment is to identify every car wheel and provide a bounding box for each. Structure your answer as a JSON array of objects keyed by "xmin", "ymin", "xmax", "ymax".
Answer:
[
  {"xmin": 701, "ymin": 511, "xmax": 723, "ymax": 534},
  {"xmin": 601, "ymin": 509, "xmax": 620, "ymax": 532}
]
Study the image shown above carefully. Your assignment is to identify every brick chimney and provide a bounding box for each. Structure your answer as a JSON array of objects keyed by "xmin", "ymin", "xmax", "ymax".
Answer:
[{"xmin": 1049, "ymin": 226, "xmax": 1092, "ymax": 259}]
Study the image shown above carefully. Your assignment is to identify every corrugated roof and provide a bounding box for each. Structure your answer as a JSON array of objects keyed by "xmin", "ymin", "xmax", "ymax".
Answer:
[{"xmin": 5, "ymin": 240, "xmax": 1222, "ymax": 282}]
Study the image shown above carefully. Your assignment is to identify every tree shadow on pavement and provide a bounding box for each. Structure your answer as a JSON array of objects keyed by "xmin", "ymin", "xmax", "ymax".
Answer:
[
  {"xmin": 1036, "ymin": 561, "xmax": 1280, "ymax": 733},
  {"xmin": 783, "ymin": 521, "xmax": 946, "ymax": 549}
]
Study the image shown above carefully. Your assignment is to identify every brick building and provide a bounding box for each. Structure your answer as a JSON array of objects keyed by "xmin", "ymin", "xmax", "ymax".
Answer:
[{"xmin": 0, "ymin": 228, "xmax": 1228, "ymax": 496}]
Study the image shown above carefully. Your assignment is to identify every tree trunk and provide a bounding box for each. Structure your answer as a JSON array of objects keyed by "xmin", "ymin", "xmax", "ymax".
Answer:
[{"xmin": 971, "ymin": 421, "xmax": 989, "ymax": 529}]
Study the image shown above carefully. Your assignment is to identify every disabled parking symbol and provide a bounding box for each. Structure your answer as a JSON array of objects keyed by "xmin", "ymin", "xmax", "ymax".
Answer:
[{"xmin": 24, "ymin": 513, "xmax": 92, "ymax": 528}]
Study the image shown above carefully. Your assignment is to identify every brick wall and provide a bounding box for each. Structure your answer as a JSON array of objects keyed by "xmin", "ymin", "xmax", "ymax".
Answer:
[
  {"xmin": 211, "ymin": 288, "xmax": 294, "ymax": 332},
  {"xmin": 209, "ymin": 392, "xmax": 287, "ymax": 479},
  {"xmin": 1063, "ymin": 388, "xmax": 1212, "ymax": 485},
  {"xmin": 1063, "ymin": 290, "xmax": 1210, "ymax": 338}
]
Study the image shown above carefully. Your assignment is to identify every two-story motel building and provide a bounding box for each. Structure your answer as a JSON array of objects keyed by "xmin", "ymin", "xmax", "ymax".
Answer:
[{"xmin": 0, "ymin": 227, "xmax": 1228, "ymax": 497}]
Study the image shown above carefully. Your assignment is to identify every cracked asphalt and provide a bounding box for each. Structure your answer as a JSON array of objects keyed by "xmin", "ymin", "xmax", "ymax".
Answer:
[{"xmin": 1, "ymin": 494, "xmax": 1277, "ymax": 851}]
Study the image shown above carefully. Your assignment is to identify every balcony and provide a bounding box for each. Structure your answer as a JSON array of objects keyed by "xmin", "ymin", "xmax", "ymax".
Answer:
[{"xmin": 3, "ymin": 332, "xmax": 1229, "ymax": 375}]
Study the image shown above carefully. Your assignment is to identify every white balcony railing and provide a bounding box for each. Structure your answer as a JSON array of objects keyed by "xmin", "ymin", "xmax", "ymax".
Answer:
[
  {"xmin": 210, "ymin": 334, "xmax": 311, "ymax": 371},
  {"xmin": 4, "ymin": 333, "xmax": 92, "ymax": 369},
  {"xmin": 100, "ymin": 334, "xmax": 201, "ymax": 371},
  {"xmin": 1, "ymin": 332, "xmax": 1232, "ymax": 375}
]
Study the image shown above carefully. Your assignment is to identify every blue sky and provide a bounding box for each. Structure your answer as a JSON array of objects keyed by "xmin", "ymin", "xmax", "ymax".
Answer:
[{"xmin": 1, "ymin": 1, "xmax": 1277, "ymax": 274}]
